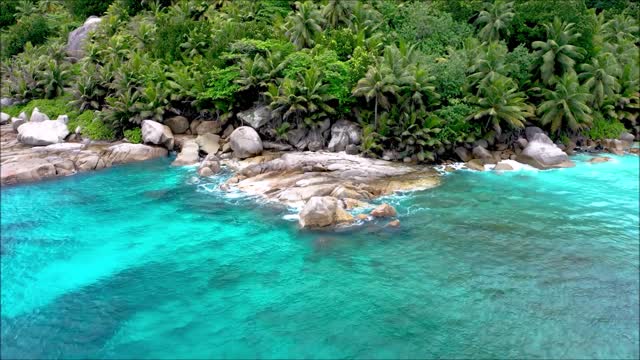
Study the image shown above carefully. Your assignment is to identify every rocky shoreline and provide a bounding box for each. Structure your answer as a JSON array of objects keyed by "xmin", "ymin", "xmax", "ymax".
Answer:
[{"xmin": 1, "ymin": 106, "xmax": 638, "ymax": 230}]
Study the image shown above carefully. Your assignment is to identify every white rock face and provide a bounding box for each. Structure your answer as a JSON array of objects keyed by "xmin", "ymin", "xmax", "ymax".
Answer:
[
  {"xmin": 141, "ymin": 120, "xmax": 174, "ymax": 150},
  {"xmin": 0, "ymin": 112, "xmax": 9, "ymax": 125},
  {"xmin": 17, "ymin": 119, "xmax": 69, "ymax": 146},
  {"xmin": 229, "ymin": 126, "xmax": 263, "ymax": 159},
  {"xmin": 67, "ymin": 16, "xmax": 102, "ymax": 59},
  {"xmin": 29, "ymin": 108, "xmax": 49, "ymax": 123}
]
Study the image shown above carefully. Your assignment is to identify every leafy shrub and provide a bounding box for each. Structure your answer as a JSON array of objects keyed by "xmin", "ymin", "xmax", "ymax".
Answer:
[
  {"xmin": 434, "ymin": 102, "xmax": 481, "ymax": 145},
  {"xmin": 124, "ymin": 127, "xmax": 142, "ymax": 143},
  {"xmin": 429, "ymin": 50, "xmax": 467, "ymax": 103},
  {"xmin": 504, "ymin": 44, "xmax": 536, "ymax": 88},
  {"xmin": 282, "ymin": 51, "xmax": 313, "ymax": 79},
  {"xmin": 64, "ymin": 0, "xmax": 114, "ymax": 19},
  {"xmin": 395, "ymin": 4, "xmax": 474, "ymax": 55},
  {"xmin": 68, "ymin": 111, "xmax": 116, "ymax": 140},
  {"xmin": 199, "ymin": 66, "xmax": 241, "ymax": 113},
  {"xmin": 584, "ymin": 115, "xmax": 627, "ymax": 140},
  {"xmin": 1, "ymin": 15, "xmax": 51, "ymax": 59},
  {"xmin": 0, "ymin": 1, "xmax": 17, "ymax": 29},
  {"xmin": 2, "ymin": 96, "xmax": 79, "ymax": 119}
]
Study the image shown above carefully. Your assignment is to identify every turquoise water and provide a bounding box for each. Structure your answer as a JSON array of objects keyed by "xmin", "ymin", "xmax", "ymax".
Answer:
[{"xmin": 1, "ymin": 154, "xmax": 638, "ymax": 359}]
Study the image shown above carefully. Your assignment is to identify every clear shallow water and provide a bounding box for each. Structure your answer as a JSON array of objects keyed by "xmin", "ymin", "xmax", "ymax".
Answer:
[{"xmin": 1, "ymin": 154, "xmax": 638, "ymax": 359}]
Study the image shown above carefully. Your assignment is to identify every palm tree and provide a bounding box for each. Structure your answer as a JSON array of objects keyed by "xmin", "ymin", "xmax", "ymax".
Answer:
[
  {"xmin": 603, "ymin": 14, "xmax": 639, "ymax": 44},
  {"xmin": 474, "ymin": 0, "xmax": 515, "ymax": 42},
  {"xmin": 37, "ymin": 59, "xmax": 72, "ymax": 99},
  {"xmin": 578, "ymin": 53, "xmax": 620, "ymax": 109},
  {"xmin": 467, "ymin": 76, "xmax": 534, "ymax": 135},
  {"xmin": 267, "ymin": 68, "xmax": 335, "ymax": 126},
  {"xmin": 322, "ymin": 0, "xmax": 353, "ymax": 29},
  {"xmin": 403, "ymin": 64, "xmax": 440, "ymax": 112},
  {"xmin": 467, "ymin": 41, "xmax": 514, "ymax": 95},
  {"xmin": 532, "ymin": 17, "xmax": 585, "ymax": 85},
  {"xmin": 537, "ymin": 73, "xmax": 593, "ymax": 134},
  {"xmin": 235, "ymin": 53, "xmax": 268, "ymax": 92},
  {"xmin": 284, "ymin": 1, "xmax": 324, "ymax": 50},
  {"xmin": 352, "ymin": 62, "xmax": 400, "ymax": 127}
]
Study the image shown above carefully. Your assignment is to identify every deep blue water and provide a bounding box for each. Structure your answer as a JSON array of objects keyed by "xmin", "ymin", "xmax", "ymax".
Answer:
[{"xmin": 1, "ymin": 154, "xmax": 638, "ymax": 359}]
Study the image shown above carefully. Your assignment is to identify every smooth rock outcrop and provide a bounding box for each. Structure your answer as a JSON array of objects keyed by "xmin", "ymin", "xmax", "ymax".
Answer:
[
  {"xmin": 1, "ymin": 98, "xmax": 13, "ymax": 107},
  {"xmin": 229, "ymin": 126, "xmax": 263, "ymax": 159},
  {"xmin": 67, "ymin": 16, "xmax": 102, "ymax": 59},
  {"xmin": 0, "ymin": 112, "xmax": 9, "ymax": 125},
  {"xmin": 195, "ymin": 133, "xmax": 220, "ymax": 154},
  {"xmin": 472, "ymin": 145, "xmax": 495, "ymax": 164},
  {"xmin": 370, "ymin": 203, "xmax": 397, "ymax": 218},
  {"xmin": 328, "ymin": 120, "xmax": 361, "ymax": 152},
  {"xmin": 263, "ymin": 141, "xmax": 292, "ymax": 151},
  {"xmin": 17, "ymin": 119, "xmax": 69, "ymax": 146},
  {"xmin": 525, "ymin": 127, "xmax": 544, "ymax": 141},
  {"xmin": 238, "ymin": 105, "xmax": 272, "ymax": 129},
  {"xmin": 1, "ymin": 124, "xmax": 168, "ymax": 185},
  {"xmin": 165, "ymin": 116, "xmax": 189, "ymax": 134},
  {"xmin": 172, "ymin": 140, "xmax": 199, "ymax": 166},
  {"xmin": 142, "ymin": 120, "xmax": 174, "ymax": 150},
  {"xmin": 222, "ymin": 151, "xmax": 439, "ymax": 208},
  {"xmin": 466, "ymin": 159, "xmax": 485, "ymax": 171},
  {"xmin": 589, "ymin": 156, "xmax": 610, "ymax": 163},
  {"xmin": 517, "ymin": 133, "xmax": 574, "ymax": 169}
]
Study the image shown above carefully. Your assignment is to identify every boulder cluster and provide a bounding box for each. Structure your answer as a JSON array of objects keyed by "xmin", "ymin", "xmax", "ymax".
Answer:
[{"xmin": 455, "ymin": 126, "xmax": 636, "ymax": 171}]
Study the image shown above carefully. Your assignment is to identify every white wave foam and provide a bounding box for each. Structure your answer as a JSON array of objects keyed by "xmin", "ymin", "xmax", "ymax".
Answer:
[{"xmin": 282, "ymin": 214, "xmax": 299, "ymax": 221}]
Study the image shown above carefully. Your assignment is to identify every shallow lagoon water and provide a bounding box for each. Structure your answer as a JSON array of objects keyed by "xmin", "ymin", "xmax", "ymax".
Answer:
[{"xmin": 1, "ymin": 154, "xmax": 638, "ymax": 359}]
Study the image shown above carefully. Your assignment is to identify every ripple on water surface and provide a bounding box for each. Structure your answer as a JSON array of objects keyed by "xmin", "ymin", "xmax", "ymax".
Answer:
[{"xmin": 1, "ymin": 154, "xmax": 638, "ymax": 359}]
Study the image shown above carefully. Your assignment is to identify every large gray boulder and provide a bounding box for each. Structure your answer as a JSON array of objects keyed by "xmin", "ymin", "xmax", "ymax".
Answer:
[
  {"xmin": 197, "ymin": 154, "xmax": 221, "ymax": 177},
  {"xmin": 195, "ymin": 133, "xmax": 220, "ymax": 155},
  {"xmin": 525, "ymin": 126, "xmax": 544, "ymax": 141},
  {"xmin": 237, "ymin": 105, "xmax": 272, "ymax": 129},
  {"xmin": 454, "ymin": 146, "xmax": 472, "ymax": 162},
  {"xmin": 164, "ymin": 116, "xmax": 189, "ymax": 134},
  {"xmin": 171, "ymin": 140, "xmax": 199, "ymax": 166},
  {"xmin": 1, "ymin": 98, "xmax": 13, "ymax": 107},
  {"xmin": 472, "ymin": 145, "xmax": 495, "ymax": 163},
  {"xmin": 328, "ymin": 120, "xmax": 361, "ymax": 152},
  {"xmin": 195, "ymin": 120, "xmax": 222, "ymax": 135},
  {"xmin": 141, "ymin": 120, "xmax": 174, "ymax": 150},
  {"xmin": 0, "ymin": 112, "xmax": 9, "ymax": 125},
  {"xmin": 229, "ymin": 126, "xmax": 263, "ymax": 159},
  {"xmin": 103, "ymin": 143, "xmax": 168, "ymax": 165},
  {"xmin": 66, "ymin": 16, "xmax": 102, "ymax": 59},
  {"xmin": 516, "ymin": 133, "xmax": 574, "ymax": 169},
  {"xmin": 29, "ymin": 108, "xmax": 49, "ymax": 123},
  {"xmin": 11, "ymin": 117, "xmax": 25, "ymax": 132},
  {"xmin": 17, "ymin": 119, "xmax": 69, "ymax": 146},
  {"xmin": 287, "ymin": 127, "xmax": 309, "ymax": 150}
]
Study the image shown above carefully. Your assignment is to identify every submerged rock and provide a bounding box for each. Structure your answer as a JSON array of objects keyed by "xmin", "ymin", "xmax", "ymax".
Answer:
[
  {"xmin": 370, "ymin": 203, "xmax": 397, "ymax": 218},
  {"xmin": 198, "ymin": 154, "xmax": 221, "ymax": 177},
  {"xmin": 386, "ymin": 219, "xmax": 401, "ymax": 228},
  {"xmin": 588, "ymin": 156, "xmax": 611, "ymax": 163}
]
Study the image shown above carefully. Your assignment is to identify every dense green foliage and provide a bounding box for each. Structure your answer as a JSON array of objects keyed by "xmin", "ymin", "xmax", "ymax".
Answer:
[{"xmin": 1, "ymin": 0, "xmax": 638, "ymax": 162}]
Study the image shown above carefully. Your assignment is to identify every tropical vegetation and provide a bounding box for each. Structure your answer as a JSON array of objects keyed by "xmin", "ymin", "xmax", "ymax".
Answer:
[{"xmin": 1, "ymin": 0, "xmax": 638, "ymax": 162}]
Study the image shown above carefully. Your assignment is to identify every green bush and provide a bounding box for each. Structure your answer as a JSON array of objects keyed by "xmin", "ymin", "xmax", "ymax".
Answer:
[
  {"xmin": 584, "ymin": 115, "xmax": 627, "ymax": 140},
  {"xmin": 0, "ymin": 1, "xmax": 17, "ymax": 29},
  {"xmin": 69, "ymin": 111, "xmax": 116, "ymax": 140},
  {"xmin": 435, "ymin": 102, "xmax": 481, "ymax": 145},
  {"xmin": 2, "ymin": 96, "xmax": 79, "ymax": 119},
  {"xmin": 64, "ymin": 0, "xmax": 114, "ymax": 19},
  {"xmin": 1, "ymin": 15, "xmax": 52, "ymax": 59},
  {"xmin": 124, "ymin": 127, "xmax": 142, "ymax": 143}
]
